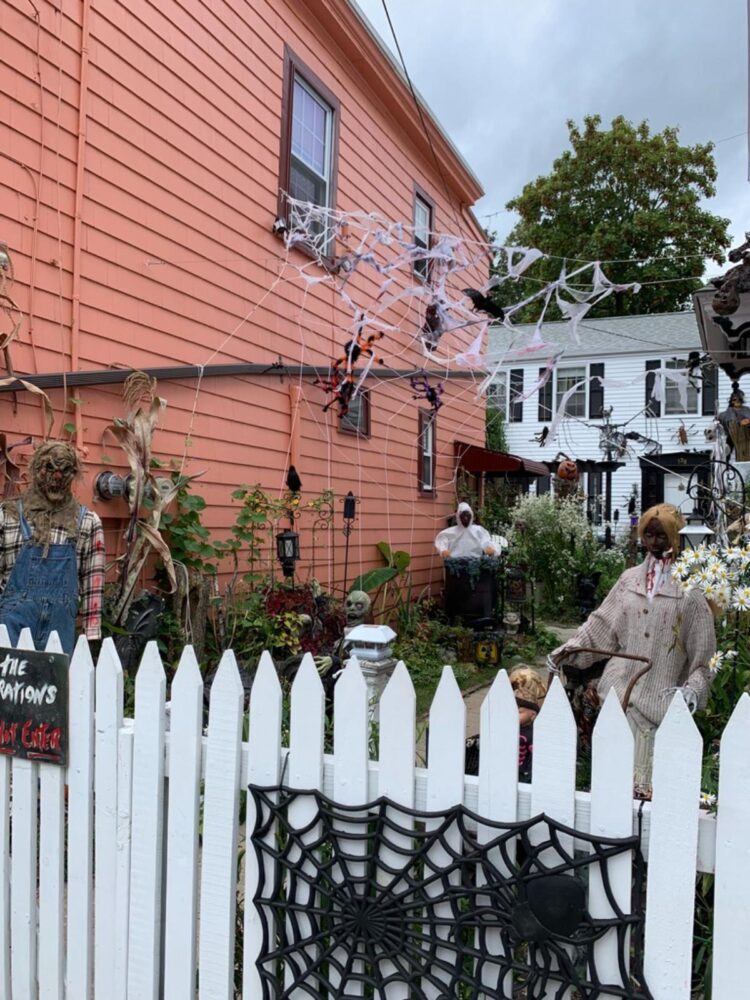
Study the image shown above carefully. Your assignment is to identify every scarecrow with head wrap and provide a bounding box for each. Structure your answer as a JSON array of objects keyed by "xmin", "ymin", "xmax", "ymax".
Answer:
[
  {"xmin": 0, "ymin": 442, "xmax": 105, "ymax": 654},
  {"xmin": 434, "ymin": 502, "xmax": 501, "ymax": 559},
  {"xmin": 549, "ymin": 503, "xmax": 716, "ymax": 794}
]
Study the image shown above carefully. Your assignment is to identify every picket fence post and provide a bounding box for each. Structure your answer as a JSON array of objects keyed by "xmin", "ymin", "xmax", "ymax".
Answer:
[
  {"xmin": 198, "ymin": 649, "xmax": 244, "ymax": 1000},
  {"xmin": 243, "ymin": 651, "xmax": 283, "ymax": 1000},
  {"xmin": 163, "ymin": 646, "xmax": 203, "ymax": 1000},
  {"xmin": 38, "ymin": 631, "xmax": 65, "ymax": 1000},
  {"xmin": 712, "ymin": 692, "xmax": 750, "ymax": 998},
  {"xmin": 66, "ymin": 636, "xmax": 96, "ymax": 1000},
  {"xmin": 644, "ymin": 693, "xmax": 702, "ymax": 999},
  {"xmin": 95, "ymin": 638, "xmax": 123, "ymax": 998},
  {"xmin": 11, "ymin": 628, "xmax": 39, "ymax": 1000}
]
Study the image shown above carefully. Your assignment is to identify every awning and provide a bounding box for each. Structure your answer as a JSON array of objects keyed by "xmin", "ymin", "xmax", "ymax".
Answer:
[{"xmin": 454, "ymin": 441, "xmax": 550, "ymax": 477}]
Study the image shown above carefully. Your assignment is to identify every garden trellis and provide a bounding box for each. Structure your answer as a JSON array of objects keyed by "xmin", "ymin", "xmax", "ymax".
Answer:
[{"xmin": 0, "ymin": 627, "xmax": 749, "ymax": 998}]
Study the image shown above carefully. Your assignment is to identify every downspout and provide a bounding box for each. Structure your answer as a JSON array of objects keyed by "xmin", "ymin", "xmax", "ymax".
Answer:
[
  {"xmin": 70, "ymin": 0, "xmax": 93, "ymax": 451},
  {"xmin": 288, "ymin": 384, "xmax": 302, "ymax": 468}
]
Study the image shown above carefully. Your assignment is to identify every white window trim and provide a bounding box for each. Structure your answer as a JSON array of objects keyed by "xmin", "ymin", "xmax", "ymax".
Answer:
[
  {"xmin": 555, "ymin": 365, "xmax": 587, "ymax": 419},
  {"xmin": 662, "ymin": 358, "xmax": 699, "ymax": 416},
  {"xmin": 290, "ymin": 74, "xmax": 334, "ymax": 209}
]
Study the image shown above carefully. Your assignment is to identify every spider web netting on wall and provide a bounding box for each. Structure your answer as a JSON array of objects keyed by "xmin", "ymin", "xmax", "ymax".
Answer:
[{"xmin": 248, "ymin": 784, "xmax": 652, "ymax": 1000}]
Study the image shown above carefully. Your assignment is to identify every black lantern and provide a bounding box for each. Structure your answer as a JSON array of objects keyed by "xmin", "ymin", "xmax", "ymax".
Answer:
[
  {"xmin": 505, "ymin": 566, "xmax": 528, "ymax": 605},
  {"xmin": 342, "ymin": 491, "xmax": 358, "ymax": 594},
  {"xmin": 679, "ymin": 507, "xmax": 714, "ymax": 551},
  {"xmin": 276, "ymin": 528, "xmax": 300, "ymax": 578}
]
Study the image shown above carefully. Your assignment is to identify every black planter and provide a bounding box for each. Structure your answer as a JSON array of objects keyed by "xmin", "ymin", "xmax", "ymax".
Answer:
[{"xmin": 444, "ymin": 564, "xmax": 498, "ymax": 623}]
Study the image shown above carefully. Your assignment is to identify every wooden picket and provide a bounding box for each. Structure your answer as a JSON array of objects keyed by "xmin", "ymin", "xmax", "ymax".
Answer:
[
  {"xmin": 644, "ymin": 693, "xmax": 703, "ymax": 999},
  {"xmin": 1, "ymin": 635, "xmax": 750, "ymax": 998},
  {"xmin": 712, "ymin": 692, "xmax": 750, "ymax": 999}
]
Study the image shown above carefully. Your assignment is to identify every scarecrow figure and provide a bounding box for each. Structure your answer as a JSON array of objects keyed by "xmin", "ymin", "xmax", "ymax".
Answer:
[
  {"xmin": 549, "ymin": 503, "xmax": 715, "ymax": 794},
  {"xmin": 0, "ymin": 442, "xmax": 105, "ymax": 654}
]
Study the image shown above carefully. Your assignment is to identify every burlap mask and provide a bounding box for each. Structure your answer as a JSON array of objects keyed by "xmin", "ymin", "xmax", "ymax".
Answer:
[{"xmin": 4, "ymin": 442, "xmax": 81, "ymax": 549}]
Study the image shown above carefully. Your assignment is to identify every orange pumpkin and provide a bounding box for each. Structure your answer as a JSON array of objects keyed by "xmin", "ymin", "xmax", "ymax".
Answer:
[{"xmin": 557, "ymin": 459, "xmax": 579, "ymax": 482}]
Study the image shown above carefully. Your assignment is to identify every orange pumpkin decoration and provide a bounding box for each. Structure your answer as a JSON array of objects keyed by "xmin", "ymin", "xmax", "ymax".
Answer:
[{"xmin": 556, "ymin": 459, "xmax": 579, "ymax": 482}]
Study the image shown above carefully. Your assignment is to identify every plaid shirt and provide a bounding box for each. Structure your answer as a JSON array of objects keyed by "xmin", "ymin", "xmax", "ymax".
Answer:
[{"xmin": 0, "ymin": 504, "xmax": 106, "ymax": 640}]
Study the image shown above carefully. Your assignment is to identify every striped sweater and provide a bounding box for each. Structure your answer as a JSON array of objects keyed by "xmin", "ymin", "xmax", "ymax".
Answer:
[{"xmin": 552, "ymin": 559, "xmax": 716, "ymax": 727}]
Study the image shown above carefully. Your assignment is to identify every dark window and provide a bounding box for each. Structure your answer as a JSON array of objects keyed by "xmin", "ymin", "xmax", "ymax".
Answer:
[
  {"xmin": 556, "ymin": 366, "xmax": 587, "ymax": 417},
  {"xmin": 702, "ymin": 363, "xmax": 718, "ymax": 416},
  {"xmin": 537, "ymin": 475, "xmax": 551, "ymax": 496},
  {"xmin": 509, "ymin": 369, "xmax": 524, "ymax": 423},
  {"xmin": 278, "ymin": 48, "xmax": 340, "ymax": 240},
  {"xmin": 645, "ymin": 360, "xmax": 661, "ymax": 417},
  {"xmin": 538, "ymin": 368, "xmax": 552, "ymax": 421},
  {"xmin": 340, "ymin": 389, "xmax": 370, "ymax": 438},
  {"xmin": 664, "ymin": 359, "xmax": 698, "ymax": 415},
  {"xmin": 418, "ymin": 410, "xmax": 436, "ymax": 493},
  {"xmin": 413, "ymin": 187, "xmax": 434, "ymax": 281},
  {"xmin": 589, "ymin": 363, "xmax": 605, "ymax": 419}
]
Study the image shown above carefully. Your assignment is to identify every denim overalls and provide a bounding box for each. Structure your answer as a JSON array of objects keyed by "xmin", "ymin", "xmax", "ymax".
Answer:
[{"xmin": 0, "ymin": 500, "xmax": 85, "ymax": 655}]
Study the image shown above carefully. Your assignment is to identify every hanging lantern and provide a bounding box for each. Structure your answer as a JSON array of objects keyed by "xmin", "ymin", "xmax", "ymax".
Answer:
[
  {"xmin": 276, "ymin": 528, "xmax": 300, "ymax": 578},
  {"xmin": 556, "ymin": 459, "xmax": 579, "ymax": 482},
  {"xmin": 679, "ymin": 507, "xmax": 714, "ymax": 551}
]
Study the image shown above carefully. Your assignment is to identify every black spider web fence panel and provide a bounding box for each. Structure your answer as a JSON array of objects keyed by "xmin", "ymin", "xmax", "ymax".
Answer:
[{"xmin": 248, "ymin": 784, "xmax": 652, "ymax": 1000}]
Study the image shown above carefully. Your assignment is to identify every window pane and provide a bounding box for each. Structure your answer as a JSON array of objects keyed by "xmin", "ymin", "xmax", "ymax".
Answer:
[
  {"xmin": 556, "ymin": 366, "xmax": 586, "ymax": 417},
  {"xmin": 664, "ymin": 359, "xmax": 698, "ymax": 414},
  {"xmin": 487, "ymin": 374, "xmax": 507, "ymax": 419},
  {"xmin": 292, "ymin": 79, "xmax": 329, "ymax": 179},
  {"xmin": 414, "ymin": 195, "xmax": 431, "ymax": 280},
  {"xmin": 341, "ymin": 392, "xmax": 369, "ymax": 435},
  {"xmin": 420, "ymin": 415, "xmax": 434, "ymax": 489}
]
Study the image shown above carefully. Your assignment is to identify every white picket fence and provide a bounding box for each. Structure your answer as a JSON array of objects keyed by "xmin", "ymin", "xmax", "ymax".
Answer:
[{"xmin": 1, "ymin": 627, "xmax": 749, "ymax": 998}]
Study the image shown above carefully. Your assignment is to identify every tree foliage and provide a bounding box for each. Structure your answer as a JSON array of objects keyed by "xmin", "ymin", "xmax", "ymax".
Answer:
[{"xmin": 496, "ymin": 115, "xmax": 730, "ymax": 318}]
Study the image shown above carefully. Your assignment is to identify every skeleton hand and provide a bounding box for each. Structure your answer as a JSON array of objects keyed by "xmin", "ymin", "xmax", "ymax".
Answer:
[
  {"xmin": 661, "ymin": 685, "xmax": 699, "ymax": 714},
  {"xmin": 314, "ymin": 656, "xmax": 333, "ymax": 676},
  {"xmin": 546, "ymin": 654, "xmax": 562, "ymax": 677}
]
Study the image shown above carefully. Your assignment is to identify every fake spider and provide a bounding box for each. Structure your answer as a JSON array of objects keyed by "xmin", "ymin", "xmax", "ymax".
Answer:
[
  {"xmin": 314, "ymin": 370, "xmax": 358, "ymax": 417},
  {"xmin": 332, "ymin": 327, "xmax": 386, "ymax": 377},
  {"xmin": 410, "ymin": 374, "xmax": 444, "ymax": 413}
]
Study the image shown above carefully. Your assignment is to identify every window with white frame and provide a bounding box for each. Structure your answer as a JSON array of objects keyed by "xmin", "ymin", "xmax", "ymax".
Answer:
[
  {"xmin": 556, "ymin": 366, "xmax": 587, "ymax": 417},
  {"xmin": 418, "ymin": 410, "xmax": 436, "ymax": 493},
  {"xmin": 664, "ymin": 358, "xmax": 699, "ymax": 415},
  {"xmin": 290, "ymin": 76, "xmax": 333, "ymax": 212},
  {"xmin": 413, "ymin": 193, "xmax": 433, "ymax": 281},
  {"xmin": 486, "ymin": 373, "xmax": 507, "ymax": 419}
]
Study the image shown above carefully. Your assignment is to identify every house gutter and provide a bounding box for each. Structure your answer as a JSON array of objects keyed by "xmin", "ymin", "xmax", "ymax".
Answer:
[
  {"xmin": 0, "ymin": 363, "xmax": 480, "ymax": 394},
  {"xmin": 70, "ymin": 0, "xmax": 93, "ymax": 450}
]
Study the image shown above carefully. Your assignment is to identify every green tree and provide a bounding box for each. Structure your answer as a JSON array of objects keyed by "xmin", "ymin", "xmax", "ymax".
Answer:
[{"xmin": 496, "ymin": 115, "xmax": 730, "ymax": 318}]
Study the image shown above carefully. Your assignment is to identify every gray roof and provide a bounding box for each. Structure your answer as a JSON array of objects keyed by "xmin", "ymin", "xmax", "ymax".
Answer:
[{"xmin": 488, "ymin": 311, "xmax": 700, "ymax": 360}]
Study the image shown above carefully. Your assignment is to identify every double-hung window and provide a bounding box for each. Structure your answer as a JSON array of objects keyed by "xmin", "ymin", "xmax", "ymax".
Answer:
[
  {"xmin": 340, "ymin": 389, "xmax": 370, "ymax": 438},
  {"xmin": 279, "ymin": 49, "xmax": 339, "ymax": 239},
  {"xmin": 418, "ymin": 410, "xmax": 436, "ymax": 493},
  {"xmin": 413, "ymin": 190, "xmax": 434, "ymax": 281},
  {"xmin": 664, "ymin": 358, "xmax": 698, "ymax": 415},
  {"xmin": 487, "ymin": 373, "xmax": 507, "ymax": 420},
  {"xmin": 556, "ymin": 366, "xmax": 587, "ymax": 417}
]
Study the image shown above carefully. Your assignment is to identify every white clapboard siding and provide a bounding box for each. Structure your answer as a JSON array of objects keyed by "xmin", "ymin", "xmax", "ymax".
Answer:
[
  {"xmin": 114, "ymin": 724, "xmax": 134, "ymax": 1000},
  {"xmin": 422, "ymin": 666, "xmax": 466, "ymax": 1000},
  {"xmin": 198, "ymin": 649, "xmax": 244, "ymax": 1000},
  {"xmin": 0, "ymin": 622, "xmax": 10, "ymax": 999},
  {"xmin": 330, "ymin": 657, "xmax": 369, "ymax": 997},
  {"xmin": 66, "ymin": 636, "xmax": 95, "ymax": 1000},
  {"xmin": 712, "ymin": 693, "xmax": 750, "ymax": 999},
  {"xmin": 11, "ymin": 628, "xmax": 39, "ymax": 1000},
  {"xmin": 38, "ymin": 632, "xmax": 65, "ymax": 1000},
  {"xmin": 377, "ymin": 661, "xmax": 416, "ymax": 1000},
  {"xmin": 127, "ymin": 643, "xmax": 167, "ymax": 1000},
  {"xmin": 163, "ymin": 646, "xmax": 203, "ymax": 1000},
  {"xmin": 589, "ymin": 691, "xmax": 635, "ymax": 997},
  {"xmin": 644, "ymin": 694, "xmax": 702, "ymax": 1000},
  {"xmin": 530, "ymin": 675, "xmax": 577, "ymax": 1000},
  {"xmin": 477, "ymin": 669, "xmax": 519, "ymax": 997},
  {"xmin": 286, "ymin": 654, "xmax": 325, "ymax": 999},
  {"xmin": 243, "ymin": 651, "xmax": 283, "ymax": 1000},
  {"xmin": 95, "ymin": 638, "xmax": 124, "ymax": 999}
]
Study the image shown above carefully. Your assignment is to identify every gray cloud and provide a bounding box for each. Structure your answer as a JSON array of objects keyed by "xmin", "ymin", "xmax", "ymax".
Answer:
[{"xmin": 356, "ymin": 0, "xmax": 750, "ymax": 250}]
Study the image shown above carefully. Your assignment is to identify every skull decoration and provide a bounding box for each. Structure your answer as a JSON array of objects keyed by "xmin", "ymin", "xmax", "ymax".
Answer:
[{"xmin": 345, "ymin": 590, "xmax": 371, "ymax": 628}]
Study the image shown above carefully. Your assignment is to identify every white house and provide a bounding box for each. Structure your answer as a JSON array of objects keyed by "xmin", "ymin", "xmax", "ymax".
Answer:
[{"xmin": 488, "ymin": 312, "xmax": 735, "ymax": 527}]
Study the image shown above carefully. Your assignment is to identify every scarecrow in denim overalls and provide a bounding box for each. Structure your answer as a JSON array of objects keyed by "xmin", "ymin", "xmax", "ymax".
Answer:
[{"xmin": 0, "ymin": 443, "xmax": 105, "ymax": 655}]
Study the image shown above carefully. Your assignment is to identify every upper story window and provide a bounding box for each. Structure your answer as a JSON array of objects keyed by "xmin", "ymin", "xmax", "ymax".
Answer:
[
  {"xmin": 664, "ymin": 358, "xmax": 698, "ymax": 415},
  {"xmin": 487, "ymin": 373, "xmax": 507, "ymax": 420},
  {"xmin": 556, "ymin": 366, "xmax": 587, "ymax": 417},
  {"xmin": 278, "ymin": 48, "xmax": 339, "ymax": 241},
  {"xmin": 340, "ymin": 389, "xmax": 370, "ymax": 438},
  {"xmin": 413, "ymin": 189, "xmax": 434, "ymax": 281}
]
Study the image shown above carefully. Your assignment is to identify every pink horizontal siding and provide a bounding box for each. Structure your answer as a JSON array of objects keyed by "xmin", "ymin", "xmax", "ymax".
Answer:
[{"xmin": 1, "ymin": 0, "xmax": 487, "ymax": 597}]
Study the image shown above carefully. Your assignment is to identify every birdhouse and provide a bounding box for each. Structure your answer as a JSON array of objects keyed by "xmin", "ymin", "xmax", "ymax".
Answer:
[{"xmin": 344, "ymin": 624, "xmax": 396, "ymax": 662}]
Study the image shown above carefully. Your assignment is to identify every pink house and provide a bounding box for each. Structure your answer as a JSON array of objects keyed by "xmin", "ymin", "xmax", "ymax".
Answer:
[{"xmin": 2, "ymin": 0, "xmax": 488, "ymax": 596}]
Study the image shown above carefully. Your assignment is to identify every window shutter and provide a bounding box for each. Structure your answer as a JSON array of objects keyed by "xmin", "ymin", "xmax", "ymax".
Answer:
[
  {"xmin": 589, "ymin": 363, "xmax": 605, "ymax": 418},
  {"xmin": 645, "ymin": 360, "xmax": 661, "ymax": 417},
  {"xmin": 702, "ymin": 364, "xmax": 718, "ymax": 416},
  {"xmin": 538, "ymin": 368, "xmax": 552, "ymax": 421},
  {"xmin": 509, "ymin": 369, "xmax": 524, "ymax": 423}
]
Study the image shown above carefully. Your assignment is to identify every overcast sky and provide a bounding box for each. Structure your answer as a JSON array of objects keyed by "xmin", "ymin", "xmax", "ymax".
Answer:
[{"xmin": 356, "ymin": 0, "xmax": 750, "ymax": 262}]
